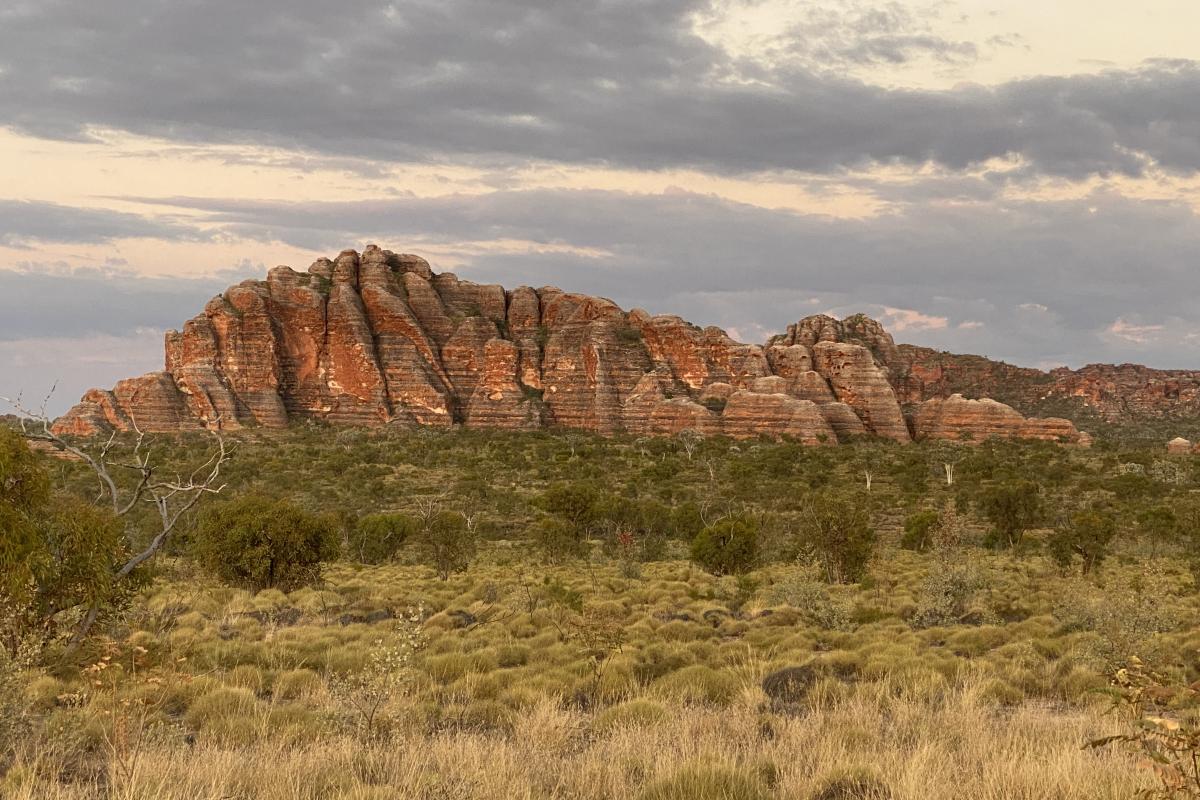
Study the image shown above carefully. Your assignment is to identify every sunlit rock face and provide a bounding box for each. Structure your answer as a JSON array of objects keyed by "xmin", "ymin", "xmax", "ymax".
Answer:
[{"xmin": 53, "ymin": 246, "xmax": 1086, "ymax": 447}]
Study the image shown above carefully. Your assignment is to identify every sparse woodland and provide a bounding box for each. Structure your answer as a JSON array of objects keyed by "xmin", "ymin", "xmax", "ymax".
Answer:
[{"xmin": 2, "ymin": 422, "xmax": 1199, "ymax": 799}]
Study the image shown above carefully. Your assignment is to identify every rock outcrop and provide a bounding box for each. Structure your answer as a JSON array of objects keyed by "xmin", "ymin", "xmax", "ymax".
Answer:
[
  {"xmin": 913, "ymin": 394, "xmax": 1086, "ymax": 445},
  {"xmin": 53, "ymin": 246, "xmax": 1092, "ymax": 446}
]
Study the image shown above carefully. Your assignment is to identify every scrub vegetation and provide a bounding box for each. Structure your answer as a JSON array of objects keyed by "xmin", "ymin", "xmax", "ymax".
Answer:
[{"xmin": 2, "ymin": 422, "xmax": 1199, "ymax": 799}]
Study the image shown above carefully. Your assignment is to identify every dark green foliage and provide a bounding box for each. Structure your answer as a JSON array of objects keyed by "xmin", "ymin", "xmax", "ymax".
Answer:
[
  {"xmin": 417, "ymin": 510, "xmax": 477, "ymax": 580},
  {"xmin": 1049, "ymin": 510, "xmax": 1118, "ymax": 575},
  {"xmin": 900, "ymin": 509, "xmax": 939, "ymax": 552},
  {"xmin": 690, "ymin": 517, "xmax": 758, "ymax": 576},
  {"xmin": 0, "ymin": 431, "xmax": 131, "ymax": 655},
  {"xmin": 192, "ymin": 496, "xmax": 341, "ymax": 591},
  {"xmin": 980, "ymin": 480, "xmax": 1042, "ymax": 548},
  {"xmin": 800, "ymin": 492, "xmax": 876, "ymax": 584},
  {"xmin": 530, "ymin": 517, "xmax": 585, "ymax": 561},
  {"xmin": 615, "ymin": 324, "xmax": 643, "ymax": 344},
  {"xmin": 1136, "ymin": 506, "xmax": 1178, "ymax": 556},
  {"xmin": 348, "ymin": 512, "xmax": 420, "ymax": 564},
  {"xmin": 539, "ymin": 481, "xmax": 605, "ymax": 535}
]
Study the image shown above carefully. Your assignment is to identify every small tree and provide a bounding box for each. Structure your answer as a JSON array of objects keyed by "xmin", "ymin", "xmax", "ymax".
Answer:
[
  {"xmin": 799, "ymin": 492, "xmax": 876, "ymax": 584},
  {"xmin": 418, "ymin": 510, "xmax": 477, "ymax": 580},
  {"xmin": 1049, "ymin": 510, "xmax": 1118, "ymax": 575},
  {"xmin": 1137, "ymin": 506, "xmax": 1178, "ymax": 558},
  {"xmin": 980, "ymin": 480, "xmax": 1042, "ymax": 548},
  {"xmin": 929, "ymin": 440, "xmax": 966, "ymax": 487},
  {"xmin": 900, "ymin": 509, "xmax": 939, "ymax": 552},
  {"xmin": 0, "ymin": 431, "xmax": 135, "ymax": 657},
  {"xmin": 539, "ymin": 481, "xmax": 604, "ymax": 539},
  {"xmin": 690, "ymin": 517, "xmax": 758, "ymax": 576},
  {"xmin": 530, "ymin": 516, "xmax": 586, "ymax": 562},
  {"xmin": 2, "ymin": 402, "xmax": 230, "ymax": 649},
  {"xmin": 192, "ymin": 496, "xmax": 341, "ymax": 591},
  {"xmin": 348, "ymin": 512, "xmax": 420, "ymax": 564}
]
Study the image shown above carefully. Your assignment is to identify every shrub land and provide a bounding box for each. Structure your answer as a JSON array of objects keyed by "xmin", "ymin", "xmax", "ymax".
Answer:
[{"xmin": 2, "ymin": 423, "xmax": 1199, "ymax": 799}]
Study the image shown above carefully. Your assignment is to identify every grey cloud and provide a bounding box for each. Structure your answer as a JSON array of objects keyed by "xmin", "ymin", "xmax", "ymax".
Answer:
[
  {"xmin": 0, "ymin": 1, "xmax": 1197, "ymax": 178},
  {"xmin": 118, "ymin": 187, "xmax": 1200, "ymax": 371},
  {"xmin": 0, "ymin": 265, "xmax": 257, "ymax": 340},
  {"xmin": 0, "ymin": 200, "xmax": 205, "ymax": 246}
]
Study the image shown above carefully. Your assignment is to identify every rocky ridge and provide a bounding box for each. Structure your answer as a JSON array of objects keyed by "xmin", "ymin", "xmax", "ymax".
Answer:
[{"xmin": 54, "ymin": 247, "xmax": 1088, "ymax": 446}]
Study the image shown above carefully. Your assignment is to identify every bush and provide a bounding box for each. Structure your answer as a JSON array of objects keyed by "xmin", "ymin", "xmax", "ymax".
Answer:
[
  {"xmin": 911, "ymin": 558, "xmax": 987, "ymax": 629},
  {"xmin": 764, "ymin": 566, "xmax": 853, "ymax": 630},
  {"xmin": 416, "ymin": 511, "xmax": 477, "ymax": 580},
  {"xmin": 900, "ymin": 510, "xmax": 938, "ymax": 552},
  {"xmin": 980, "ymin": 480, "xmax": 1042, "ymax": 548},
  {"xmin": 1, "ymin": 430, "xmax": 130, "ymax": 655},
  {"xmin": 690, "ymin": 518, "xmax": 758, "ymax": 576},
  {"xmin": 347, "ymin": 512, "xmax": 419, "ymax": 564},
  {"xmin": 192, "ymin": 496, "xmax": 341, "ymax": 591},
  {"xmin": 799, "ymin": 492, "xmax": 876, "ymax": 584},
  {"xmin": 530, "ymin": 517, "xmax": 586, "ymax": 562},
  {"xmin": 1048, "ymin": 510, "xmax": 1117, "ymax": 575}
]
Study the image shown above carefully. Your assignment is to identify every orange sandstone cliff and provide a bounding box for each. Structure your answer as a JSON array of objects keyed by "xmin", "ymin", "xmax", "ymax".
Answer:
[{"xmin": 53, "ymin": 246, "xmax": 1088, "ymax": 446}]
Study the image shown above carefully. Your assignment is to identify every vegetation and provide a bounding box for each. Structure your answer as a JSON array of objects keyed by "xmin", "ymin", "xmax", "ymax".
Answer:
[
  {"xmin": 1, "ymin": 421, "xmax": 1199, "ymax": 798},
  {"xmin": 192, "ymin": 495, "xmax": 341, "ymax": 591}
]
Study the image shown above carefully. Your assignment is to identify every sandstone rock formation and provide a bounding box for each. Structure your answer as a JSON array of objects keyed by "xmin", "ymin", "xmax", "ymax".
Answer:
[
  {"xmin": 913, "ymin": 394, "xmax": 1086, "ymax": 445},
  {"xmin": 1167, "ymin": 436, "xmax": 1193, "ymax": 455},
  {"xmin": 54, "ymin": 246, "xmax": 1091, "ymax": 446}
]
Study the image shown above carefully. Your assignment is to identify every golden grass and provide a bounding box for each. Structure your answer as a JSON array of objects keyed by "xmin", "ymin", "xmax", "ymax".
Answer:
[
  {"xmin": 2, "ymin": 681, "xmax": 1148, "ymax": 800},
  {"xmin": 5, "ymin": 549, "xmax": 1192, "ymax": 799}
]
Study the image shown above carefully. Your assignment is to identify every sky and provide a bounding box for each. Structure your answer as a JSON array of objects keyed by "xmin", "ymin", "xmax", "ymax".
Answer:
[{"xmin": 2, "ymin": 0, "xmax": 1200, "ymax": 415}]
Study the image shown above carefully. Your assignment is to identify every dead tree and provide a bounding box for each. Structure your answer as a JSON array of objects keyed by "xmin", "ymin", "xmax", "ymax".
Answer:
[{"xmin": 3, "ymin": 394, "xmax": 232, "ymax": 649}]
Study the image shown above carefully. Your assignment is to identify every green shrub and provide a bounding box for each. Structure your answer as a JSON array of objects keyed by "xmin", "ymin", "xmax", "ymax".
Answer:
[
  {"xmin": 192, "ymin": 496, "xmax": 340, "ymax": 591},
  {"xmin": 691, "ymin": 518, "xmax": 758, "ymax": 576},
  {"xmin": 1048, "ymin": 510, "xmax": 1117, "ymax": 575},
  {"xmin": 799, "ymin": 492, "xmax": 876, "ymax": 583},
  {"xmin": 980, "ymin": 480, "xmax": 1042, "ymax": 548},
  {"xmin": 900, "ymin": 510, "xmax": 939, "ymax": 552},
  {"xmin": 347, "ymin": 512, "xmax": 419, "ymax": 564}
]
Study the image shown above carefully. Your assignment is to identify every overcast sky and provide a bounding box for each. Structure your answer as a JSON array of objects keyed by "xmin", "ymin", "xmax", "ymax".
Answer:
[{"xmin": 2, "ymin": 0, "xmax": 1200, "ymax": 414}]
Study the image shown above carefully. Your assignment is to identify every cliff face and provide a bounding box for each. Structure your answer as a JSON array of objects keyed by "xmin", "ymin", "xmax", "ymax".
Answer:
[
  {"xmin": 54, "ymin": 246, "xmax": 1087, "ymax": 446},
  {"xmin": 889, "ymin": 345, "xmax": 1200, "ymax": 424}
]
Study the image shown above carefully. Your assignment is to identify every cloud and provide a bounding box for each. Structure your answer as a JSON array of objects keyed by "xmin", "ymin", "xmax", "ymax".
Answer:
[
  {"xmin": 97, "ymin": 186, "xmax": 1200, "ymax": 371},
  {"xmin": 876, "ymin": 305, "xmax": 949, "ymax": 332},
  {"xmin": 1106, "ymin": 317, "xmax": 1166, "ymax": 344},
  {"xmin": 0, "ymin": 264, "xmax": 255, "ymax": 340},
  {"xmin": 0, "ymin": 331, "xmax": 166, "ymax": 419},
  {"xmin": 0, "ymin": 200, "xmax": 206, "ymax": 247},
  {"xmin": 0, "ymin": 1, "xmax": 1198, "ymax": 178}
]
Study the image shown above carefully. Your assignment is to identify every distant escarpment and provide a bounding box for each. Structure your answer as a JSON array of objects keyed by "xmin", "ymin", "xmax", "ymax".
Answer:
[{"xmin": 55, "ymin": 246, "xmax": 1091, "ymax": 446}]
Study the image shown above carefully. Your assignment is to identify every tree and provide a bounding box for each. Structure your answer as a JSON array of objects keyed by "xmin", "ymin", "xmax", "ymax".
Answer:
[
  {"xmin": 418, "ymin": 510, "xmax": 477, "ymax": 580},
  {"xmin": 539, "ymin": 481, "xmax": 604, "ymax": 537},
  {"xmin": 1136, "ymin": 505, "xmax": 1177, "ymax": 558},
  {"xmin": 1049, "ymin": 510, "xmax": 1118, "ymax": 575},
  {"xmin": 192, "ymin": 496, "xmax": 340, "ymax": 591},
  {"xmin": 0, "ymin": 431, "xmax": 134, "ymax": 657},
  {"xmin": 929, "ymin": 440, "xmax": 966, "ymax": 487},
  {"xmin": 980, "ymin": 480, "xmax": 1042, "ymax": 548},
  {"xmin": 2, "ymin": 403, "xmax": 230, "ymax": 650},
  {"xmin": 690, "ymin": 517, "xmax": 758, "ymax": 576},
  {"xmin": 798, "ymin": 492, "xmax": 876, "ymax": 583},
  {"xmin": 348, "ymin": 512, "xmax": 420, "ymax": 564},
  {"xmin": 900, "ymin": 509, "xmax": 939, "ymax": 552}
]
